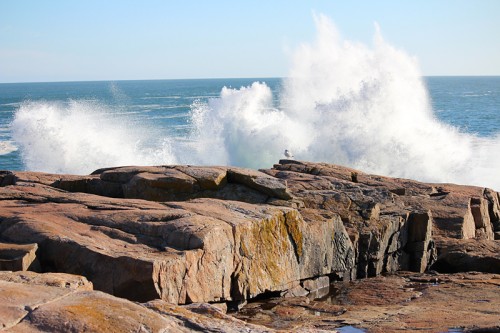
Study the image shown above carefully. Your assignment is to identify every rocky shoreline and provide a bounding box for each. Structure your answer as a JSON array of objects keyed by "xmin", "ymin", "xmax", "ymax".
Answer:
[{"xmin": 0, "ymin": 160, "xmax": 499, "ymax": 332}]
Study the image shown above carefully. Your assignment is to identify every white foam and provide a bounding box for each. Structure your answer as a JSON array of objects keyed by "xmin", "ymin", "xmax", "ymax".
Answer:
[
  {"xmin": 10, "ymin": 14, "xmax": 500, "ymax": 190},
  {"xmin": 11, "ymin": 100, "xmax": 178, "ymax": 174},
  {"xmin": 190, "ymin": 15, "xmax": 500, "ymax": 190},
  {"xmin": 189, "ymin": 82, "xmax": 287, "ymax": 169},
  {"xmin": 0, "ymin": 141, "xmax": 18, "ymax": 155}
]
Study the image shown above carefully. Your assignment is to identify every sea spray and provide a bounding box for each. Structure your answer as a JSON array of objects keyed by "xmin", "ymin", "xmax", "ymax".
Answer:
[
  {"xmin": 9, "ymin": 14, "xmax": 500, "ymax": 189},
  {"xmin": 279, "ymin": 14, "xmax": 474, "ymax": 180},
  {"xmin": 11, "ymin": 100, "xmax": 177, "ymax": 174},
  {"xmin": 190, "ymin": 14, "xmax": 500, "ymax": 189},
  {"xmin": 189, "ymin": 82, "xmax": 288, "ymax": 168}
]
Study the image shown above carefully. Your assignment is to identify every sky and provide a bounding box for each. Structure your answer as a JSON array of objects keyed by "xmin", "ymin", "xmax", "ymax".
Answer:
[{"xmin": 1, "ymin": 0, "xmax": 499, "ymax": 83}]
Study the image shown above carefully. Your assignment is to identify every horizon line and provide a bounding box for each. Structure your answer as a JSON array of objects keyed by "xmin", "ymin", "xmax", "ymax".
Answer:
[{"xmin": 2, "ymin": 75, "xmax": 500, "ymax": 85}]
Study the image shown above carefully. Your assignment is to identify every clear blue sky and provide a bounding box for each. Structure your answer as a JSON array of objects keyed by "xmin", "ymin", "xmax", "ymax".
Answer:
[{"xmin": 1, "ymin": 0, "xmax": 499, "ymax": 83}]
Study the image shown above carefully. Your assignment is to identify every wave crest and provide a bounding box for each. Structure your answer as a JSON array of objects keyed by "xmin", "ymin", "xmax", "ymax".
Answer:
[
  {"xmin": 10, "ymin": 15, "xmax": 500, "ymax": 190},
  {"xmin": 11, "ymin": 100, "xmax": 177, "ymax": 174},
  {"xmin": 189, "ymin": 15, "xmax": 500, "ymax": 189}
]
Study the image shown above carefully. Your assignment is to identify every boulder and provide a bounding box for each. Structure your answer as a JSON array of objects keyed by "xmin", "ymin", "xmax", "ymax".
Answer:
[
  {"xmin": 0, "ymin": 243, "xmax": 39, "ymax": 271},
  {"xmin": 431, "ymin": 238, "xmax": 500, "ymax": 273}
]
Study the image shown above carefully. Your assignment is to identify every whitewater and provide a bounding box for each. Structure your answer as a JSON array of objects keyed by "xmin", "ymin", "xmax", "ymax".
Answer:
[{"xmin": 7, "ymin": 15, "xmax": 500, "ymax": 190}]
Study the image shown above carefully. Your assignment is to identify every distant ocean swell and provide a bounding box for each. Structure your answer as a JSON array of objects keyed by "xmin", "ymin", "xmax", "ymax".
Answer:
[{"xmin": 11, "ymin": 15, "xmax": 500, "ymax": 190}]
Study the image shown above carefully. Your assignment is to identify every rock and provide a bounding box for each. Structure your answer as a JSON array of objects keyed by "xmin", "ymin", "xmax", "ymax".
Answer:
[
  {"xmin": 406, "ymin": 211, "xmax": 435, "ymax": 272},
  {"xmin": 208, "ymin": 301, "xmax": 228, "ymax": 314},
  {"xmin": 11, "ymin": 290, "xmax": 183, "ymax": 333},
  {"xmin": 0, "ymin": 180, "xmax": 325, "ymax": 304},
  {"xmin": 302, "ymin": 276, "xmax": 330, "ymax": 292},
  {"xmin": 0, "ymin": 272, "xmax": 91, "ymax": 331},
  {"xmin": 145, "ymin": 300, "xmax": 275, "ymax": 333},
  {"xmin": 0, "ymin": 271, "xmax": 277, "ymax": 332},
  {"xmin": 484, "ymin": 188, "xmax": 500, "ymax": 239},
  {"xmin": 228, "ymin": 167, "xmax": 292, "ymax": 200},
  {"xmin": 236, "ymin": 272, "xmax": 500, "ymax": 332},
  {"xmin": 175, "ymin": 166, "xmax": 227, "ymax": 190},
  {"xmin": 1, "ymin": 159, "xmax": 499, "ymax": 316},
  {"xmin": 169, "ymin": 199, "xmax": 307, "ymax": 300},
  {"xmin": 263, "ymin": 160, "xmax": 499, "ymax": 277},
  {"xmin": 0, "ymin": 242, "xmax": 39, "ymax": 271},
  {"xmin": 0, "ymin": 171, "xmax": 16, "ymax": 186},
  {"xmin": 123, "ymin": 169, "xmax": 199, "ymax": 201},
  {"xmin": 283, "ymin": 284, "xmax": 309, "ymax": 298},
  {"xmin": 301, "ymin": 276, "xmax": 331, "ymax": 299},
  {"xmin": 50, "ymin": 165, "xmax": 294, "ymax": 204},
  {"xmin": 0, "ymin": 271, "xmax": 92, "ymax": 290},
  {"xmin": 0, "ymin": 274, "xmax": 81, "ymax": 330},
  {"xmin": 431, "ymin": 238, "xmax": 500, "ymax": 273}
]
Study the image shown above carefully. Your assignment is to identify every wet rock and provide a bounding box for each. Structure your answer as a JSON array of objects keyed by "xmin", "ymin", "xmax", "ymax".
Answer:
[{"xmin": 236, "ymin": 272, "xmax": 500, "ymax": 332}]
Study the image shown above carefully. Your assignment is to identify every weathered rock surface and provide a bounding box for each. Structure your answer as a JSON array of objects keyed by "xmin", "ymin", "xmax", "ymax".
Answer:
[
  {"xmin": 0, "ymin": 242, "xmax": 39, "ymax": 271},
  {"xmin": 0, "ymin": 164, "xmax": 357, "ymax": 304},
  {"xmin": 0, "ymin": 181, "xmax": 305, "ymax": 304},
  {"xmin": 0, "ymin": 270, "xmax": 93, "ymax": 290},
  {"xmin": 235, "ymin": 272, "xmax": 500, "ymax": 332},
  {"xmin": 0, "ymin": 272, "xmax": 92, "ymax": 331},
  {"xmin": 0, "ymin": 271, "xmax": 275, "ymax": 332},
  {"xmin": 262, "ymin": 160, "xmax": 500, "ymax": 278},
  {"xmin": 1, "ymin": 160, "xmax": 499, "ymax": 331}
]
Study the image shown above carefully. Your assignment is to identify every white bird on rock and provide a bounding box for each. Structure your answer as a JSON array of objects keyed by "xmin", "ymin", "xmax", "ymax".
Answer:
[{"xmin": 284, "ymin": 149, "xmax": 294, "ymax": 159}]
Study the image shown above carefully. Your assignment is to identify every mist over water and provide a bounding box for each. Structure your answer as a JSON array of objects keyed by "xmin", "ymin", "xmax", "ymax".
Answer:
[
  {"xmin": 12, "ymin": 100, "xmax": 177, "ymax": 174},
  {"xmin": 10, "ymin": 15, "xmax": 500, "ymax": 189},
  {"xmin": 191, "ymin": 15, "xmax": 500, "ymax": 189}
]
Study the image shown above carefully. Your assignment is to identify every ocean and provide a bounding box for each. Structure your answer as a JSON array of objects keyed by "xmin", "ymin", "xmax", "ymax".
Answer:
[
  {"xmin": 0, "ymin": 17, "xmax": 499, "ymax": 190},
  {"xmin": 0, "ymin": 76, "xmax": 499, "ymax": 190}
]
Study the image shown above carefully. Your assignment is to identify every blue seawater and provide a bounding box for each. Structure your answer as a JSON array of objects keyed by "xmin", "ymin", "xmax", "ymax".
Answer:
[{"xmin": 426, "ymin": 76, "xmax": 500, "ymax": 136}]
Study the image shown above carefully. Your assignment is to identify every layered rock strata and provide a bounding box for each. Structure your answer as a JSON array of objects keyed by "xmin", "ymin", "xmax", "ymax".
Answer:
[
  {"xmin": 263, "ymin": 160, "xmax": 500, "ymax": 276},
  {"xmin": 1, "ymin": 160, "xmax": 499, "ymax": 308}
]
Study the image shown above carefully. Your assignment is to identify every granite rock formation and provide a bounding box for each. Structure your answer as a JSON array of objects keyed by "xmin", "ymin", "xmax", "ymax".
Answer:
[
  {"xmin": 235, "ymin": 271, "xmax": 500, "ymax": 332},
  {"xmin": 0, "ymin": 271, "xmax": 274, "ymax": 332},
  {"xmin": 1, "ymin": 160, "xmax": 499, "ymax": 332}
]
